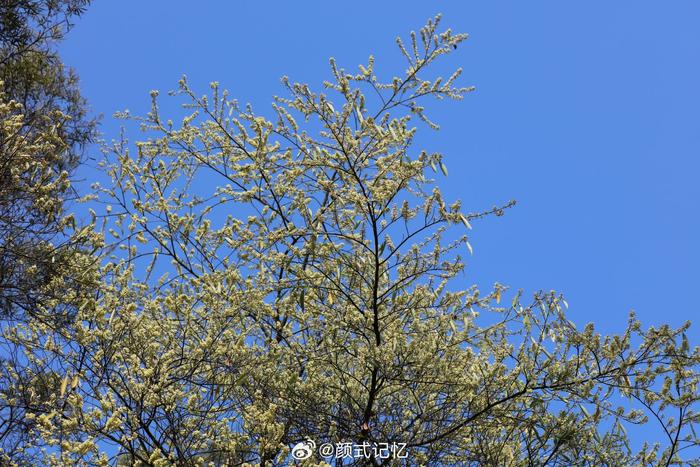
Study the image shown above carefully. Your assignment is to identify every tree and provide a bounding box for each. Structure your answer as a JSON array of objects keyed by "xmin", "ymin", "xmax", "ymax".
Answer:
[
  {"xmin": 7, "ymin": 16, "xmax": 700, "ymax": 466},
  {"xmin": 0, "ymin": 0, "xmax": 95, "ymax": 462},
  {"xmin": 0, "ymin": 0, "xmax": 93, "ymax": 316}
]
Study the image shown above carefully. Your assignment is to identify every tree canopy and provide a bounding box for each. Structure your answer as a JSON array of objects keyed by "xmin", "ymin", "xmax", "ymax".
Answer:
[
  {"xmin": 2, "ymin": 14, "xmax": 699, "ymax": 467},
  {"xmin": 0, "ymin": 0, "xmax": 94, "ymax": 462}
]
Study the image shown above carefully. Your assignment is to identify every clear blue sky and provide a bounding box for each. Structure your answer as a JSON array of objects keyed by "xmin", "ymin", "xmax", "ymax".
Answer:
[{"xmin": 62, "ymin": 1, "xmax": 700, "ymax": 342}]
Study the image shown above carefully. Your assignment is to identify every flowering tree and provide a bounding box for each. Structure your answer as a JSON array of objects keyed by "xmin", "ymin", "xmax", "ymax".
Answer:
[
  {"xmin": 0, "ymin": 1, "xmax": 94, "ymax": 462},
  {"xmin": 6, "ymin": 16, "xmax": 699, "ymax": 466}
]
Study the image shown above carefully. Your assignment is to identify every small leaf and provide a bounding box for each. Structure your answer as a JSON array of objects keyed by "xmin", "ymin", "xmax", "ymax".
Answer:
[
  {"xmin": 579, "ymin": 403, "xmax": 590, "ymax": 417},
  {"xmin": 60, "ymin": 376, "xmax": 69, "ymax": 397},
  {"xmin": 439, "ymin": 162, "xmax": 448, "ymax": 176},
  {"xmin": 355, "ymin": 106, "xmax": 364, "ymax": 124},
  {"xmin": 466, "ymin": 242, "xmax": 473, "ymax": 255},
  {"xmin": 449, "ymin": 321, "xmax": 457, "ymax": 334},
  {"xmin": 71, "ymin": 375, "xmax": 79, "ymax": 389},
  {"xmin": 459, "ymin": 214, "xmax": 472, "ymax": 230},
  {"xmin": 618, "ymin": 420, "xmax": 627, "ymax": 436}
]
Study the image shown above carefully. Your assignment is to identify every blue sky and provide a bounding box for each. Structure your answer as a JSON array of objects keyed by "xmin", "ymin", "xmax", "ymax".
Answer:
[{"xmin": 61, "ymin": 0, "xmax": 700, "ymax": 343}]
